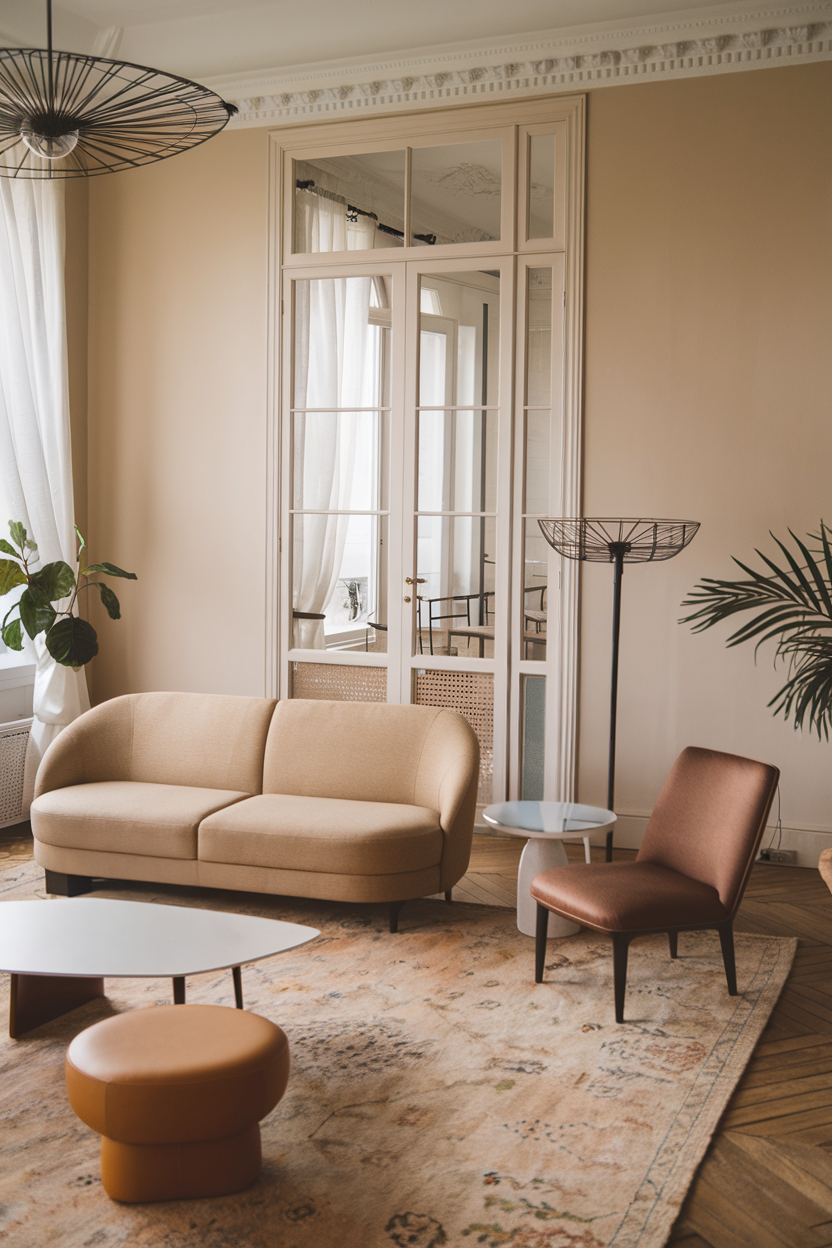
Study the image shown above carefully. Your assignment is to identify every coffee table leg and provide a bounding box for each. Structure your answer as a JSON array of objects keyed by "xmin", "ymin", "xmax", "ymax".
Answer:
[
  {"xmin": 232, "ymin": 966, "xmax": 243, "ymax": 1009},
  {"xmin": 517, "ymin": 837, "xmax": 581, "ymax": 939},
  {"xmin": 9, "ymin": 973, "xmax": 105, "ymax": 1039},
  {"xmin": 172, "ymin": 977, "xmax": 185, "ymax": 1004}
]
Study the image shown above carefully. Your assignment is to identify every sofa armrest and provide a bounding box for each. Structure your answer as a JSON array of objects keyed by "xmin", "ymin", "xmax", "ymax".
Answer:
[
  {"xmin": 413, "ymin": 710, "xmax": 480, "ymax": 891},
  {"xmin": 34, "ymin": 697, "xmax": 135, "ymax": 799}
]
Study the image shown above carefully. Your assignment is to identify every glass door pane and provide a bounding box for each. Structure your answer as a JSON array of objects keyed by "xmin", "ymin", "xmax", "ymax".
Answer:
[
  {"xmin": 290, "ymin": 273, "xmax": 391, "ymax": 655},
  {"xmin": 415, "ymin": 270, "xmax": 499, "ymax": 660}
]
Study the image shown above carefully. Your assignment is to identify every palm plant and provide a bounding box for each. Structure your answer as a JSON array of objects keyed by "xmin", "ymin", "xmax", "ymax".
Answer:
[{"xmin": 680, "ymin": 523, "xmax": 832, "ymax": 740}]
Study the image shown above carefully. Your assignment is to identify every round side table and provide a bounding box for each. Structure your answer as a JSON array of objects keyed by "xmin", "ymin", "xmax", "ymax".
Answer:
[{"xmin": 482, "ymin": 801, "xmax": 617, "ymax": 938}]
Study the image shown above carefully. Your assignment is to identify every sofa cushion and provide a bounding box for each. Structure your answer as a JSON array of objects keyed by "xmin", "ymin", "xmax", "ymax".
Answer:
[
  {"xmin": 32, "ymin": 782, "xmax": 250, "ymax": 861},
  {"xmin": 198, "ymin": 794, "xmax": 443, "ymax": 876}
]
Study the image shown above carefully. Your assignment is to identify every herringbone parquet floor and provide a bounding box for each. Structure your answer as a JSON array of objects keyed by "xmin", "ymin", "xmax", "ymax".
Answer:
[{"xmin": 4, "ymin": 823, "xmax": 832, "ymax": 1245}]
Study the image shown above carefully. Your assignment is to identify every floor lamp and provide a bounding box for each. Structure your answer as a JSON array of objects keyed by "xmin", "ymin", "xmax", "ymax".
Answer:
[{"xmin": 538, "ymin": 518, "xmax": 700, "ymax": 861}]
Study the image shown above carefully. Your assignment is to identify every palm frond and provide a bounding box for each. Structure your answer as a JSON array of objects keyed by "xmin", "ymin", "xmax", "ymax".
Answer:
[{"xmin": 680, "ymin": 522, "xmax": 832, "ymax": 739}]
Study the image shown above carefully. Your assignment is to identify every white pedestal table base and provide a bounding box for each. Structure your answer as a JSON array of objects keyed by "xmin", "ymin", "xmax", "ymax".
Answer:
[{"xmin": 517, "ymin": 836, "xmax": 581, "ymax": 939}]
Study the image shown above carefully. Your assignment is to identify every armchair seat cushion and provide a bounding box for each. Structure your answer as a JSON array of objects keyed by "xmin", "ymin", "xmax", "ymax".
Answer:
[
  {"xmin": 32, "ymin": 782, "xmax": 250, "ymax": 861},
  {"xmin": 530, "ymin": 861, "xmax": 730, "ymax": 932},
  {"xmin": 199, "ymin": 794, "xmax": 443, "ymax": 876}
]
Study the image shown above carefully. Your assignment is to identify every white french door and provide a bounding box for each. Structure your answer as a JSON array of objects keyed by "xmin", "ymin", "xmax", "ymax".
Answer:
[{"xmin": 271, "ymin": 96, "xmax": 585, "ymax": 809}]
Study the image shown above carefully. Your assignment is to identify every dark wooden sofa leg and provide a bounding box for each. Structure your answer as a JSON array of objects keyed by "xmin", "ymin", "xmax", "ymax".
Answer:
[
  {"xmin": 535, "ymin": 903, "xmax": 549, "ymax": 983},
  {"xmin": 444, "ymin": 889, "xmax": 453, "ymax": 903},
  {"xmin": 389, "ymin": 901, "xmax": 404, "ymax": 933},
  {"xmin": 44, "ymin": 870, "xmax": 93, "ymax": 897},
  {"xmin": 718, "ymin": 921, "xmax": 737, "ymax": 995},
  {"xmin": 612, "ymin": 933, "xmax": 630, "ymax": 1023},
  {"xmin": 668, "ymin": 931, "xmax": 678, "ymax": 959}
]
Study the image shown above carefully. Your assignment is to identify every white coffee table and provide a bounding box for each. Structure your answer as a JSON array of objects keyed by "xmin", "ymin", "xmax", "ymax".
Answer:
[
  {"xmin": 0, "ymin": 899, "xmax": 319, "ymax": 1038},
  {"xmin": 482, "ymin": 800, "xmax": 617, "ymax": 938}
]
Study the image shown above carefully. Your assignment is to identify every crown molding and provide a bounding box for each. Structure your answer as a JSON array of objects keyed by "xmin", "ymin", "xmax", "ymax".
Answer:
[{"xmin": 205, "ymin": 2, "xmax": 832, "ymax": 127}]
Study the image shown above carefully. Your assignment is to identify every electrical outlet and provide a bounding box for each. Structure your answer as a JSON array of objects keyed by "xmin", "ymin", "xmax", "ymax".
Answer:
[{"xmin": 759, "ymin": 848, "xmax": 798, "ymax": 865}]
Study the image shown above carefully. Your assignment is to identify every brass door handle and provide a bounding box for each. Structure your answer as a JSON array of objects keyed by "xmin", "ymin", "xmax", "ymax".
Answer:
[
  {"xmin": 405, "ymin": 577, "xmax": 426, "ymax": 585},
  {"xmin": 404, "ymin": 596, "xmax": 411, "ymax": 603}
]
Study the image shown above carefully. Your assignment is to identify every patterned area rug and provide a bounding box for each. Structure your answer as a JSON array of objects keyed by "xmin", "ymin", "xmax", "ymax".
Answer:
[{"xmin": 0, "ymin": 860, "xmax": 795, "ymax": 1248}]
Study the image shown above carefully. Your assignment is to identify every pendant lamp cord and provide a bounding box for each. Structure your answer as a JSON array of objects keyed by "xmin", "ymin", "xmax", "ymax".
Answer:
[{"xmin": 46, "ymin": 0, "xmax": 54, "ymax": 109}]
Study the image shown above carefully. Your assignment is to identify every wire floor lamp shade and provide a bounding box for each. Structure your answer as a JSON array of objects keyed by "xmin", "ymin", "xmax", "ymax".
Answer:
[
  {"xmin": 0, "ymin": 3, "xmax": 236, "ymax": 178},
  {"xmin": 539, "ymin": 517, "xmax": 700, "ymax": 859}
]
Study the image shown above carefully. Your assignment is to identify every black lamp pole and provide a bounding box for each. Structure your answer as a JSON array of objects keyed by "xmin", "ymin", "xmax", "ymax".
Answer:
[{"xmin": 538, "ymin": 518, "xmax": 700, "ymax": 862}]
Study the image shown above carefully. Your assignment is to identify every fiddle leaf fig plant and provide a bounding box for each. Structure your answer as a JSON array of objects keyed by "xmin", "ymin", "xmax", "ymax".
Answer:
[
  {"xmin": 681, "ymin": 522, "xmax": 832, "ymax": 741},
  {"xmin": 0, "ymin": 521, "xmax": 136, "ymax": 668}
]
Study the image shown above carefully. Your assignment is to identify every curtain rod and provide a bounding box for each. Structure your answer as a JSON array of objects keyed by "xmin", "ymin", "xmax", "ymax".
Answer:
[{"xmin": 296, "ymin": 180, "xmax": 436, "ymax": 246}]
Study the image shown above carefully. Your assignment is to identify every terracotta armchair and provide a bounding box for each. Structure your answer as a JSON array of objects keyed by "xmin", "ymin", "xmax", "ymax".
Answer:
[{"xmin": 531, "ymin": 747, "xmax": 780, "ymax": 1022}]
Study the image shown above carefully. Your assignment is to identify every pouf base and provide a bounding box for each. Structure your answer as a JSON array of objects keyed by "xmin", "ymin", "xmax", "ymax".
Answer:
[{"xmin": 101, "ymin": 1122, "xmax": 262, "ymax": 1203}]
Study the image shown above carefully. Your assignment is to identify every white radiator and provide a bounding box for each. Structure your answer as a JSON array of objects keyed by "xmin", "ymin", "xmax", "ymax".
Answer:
[{"xmin": 0, "ymin": 717, "xmax": 32, "ymax": 828}]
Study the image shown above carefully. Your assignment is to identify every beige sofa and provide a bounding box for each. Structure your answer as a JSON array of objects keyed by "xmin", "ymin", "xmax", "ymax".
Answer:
[{"xmin": 31, "ymin": 692, "xmax": 479, "ymax": 929}]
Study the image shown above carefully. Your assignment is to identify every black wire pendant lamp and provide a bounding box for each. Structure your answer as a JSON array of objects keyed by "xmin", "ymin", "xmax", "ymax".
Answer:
[
  {"xmin": 0, "ymin": 0, "xmax": 237, "ymax": 179},
  {"xmin": 538, "ymin": 518, "xmax": 700, "ymax": 860}
]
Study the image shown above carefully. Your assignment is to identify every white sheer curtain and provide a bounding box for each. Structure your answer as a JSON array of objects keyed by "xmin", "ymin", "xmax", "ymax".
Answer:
[
  {"xmin": 292, "ymin": 191, "xmax": 374, "ymax": 649},
  {"xmin": 0, "ymin": 179, "xmax": 89, "ymax": 809}
]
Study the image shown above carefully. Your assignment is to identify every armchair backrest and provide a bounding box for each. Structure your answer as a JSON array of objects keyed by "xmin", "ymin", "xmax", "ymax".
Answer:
[{"xmin": 637, "ymin": 746, "xmax": 779, "ymax": 913}]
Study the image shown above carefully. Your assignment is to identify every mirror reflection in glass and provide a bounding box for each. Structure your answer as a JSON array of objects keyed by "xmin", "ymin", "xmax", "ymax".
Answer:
[
  {"xmin": 526, "ymin": 268, "xmax": 552, "ymax": 407},
  {"xmin": 293, "ymin": 411, "xmax": 385, "ymax": 512},
  {"xmin": 522, "ymin": 518, "xmax": 548, "ymax": 660},
  {"xmin": 294, "ymin": 276, "xmax": 391, "ymax": 410},
  {"xmin": 528, "ymin": 134, "xmax": 556, "ymax": 240},
  {"xmin": 416, "ymin": 515, "xmax": 496, "ymax": 658},
  {"xmin": 418, "ymin": 410, "xmax": 496, "ymax": 514},
  {"xmin": 294, "ymin": 152, "xmax": 406, "ymax": 253},
  {"xmin": 418, "ymin": 272, "xmax": 499, "ymax": 407},
  {"xmin": 411, "ymin": 141, "xmax": 502, "ymax": 244},
  {"xmin": 293, "ymin": 514, "xmax": 388, "ymax": 652}
]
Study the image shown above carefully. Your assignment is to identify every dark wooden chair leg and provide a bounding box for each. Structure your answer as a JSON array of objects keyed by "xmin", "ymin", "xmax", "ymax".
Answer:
[
  {"xmin": 44, "ymin": 870, "xmax": 93, "ymax": 897},
  {"xmin": 389, "ymin": 901, "xmax": 404, "ymax": 933},
  {"xmin": 668, "ymin": 931, "xmax": 678, "ymax": 959},
  {"xmin": 605, "ymin": 829, "xmax": 614, "ymax": 863},
  {"xmin": 444, "ymin": 889, "xmax": 453, "ymax": 903},
  {"xmin": 172, "ymin": 977, "xmax": 185, "ymax": 1004},
  {"xmin": 535, "ymin": 903, "xmax": 549, "ymax": 983},
  {"xmin": 612, "ymin": 933, "xmax": 630, "ymax": 1023},
  {"xmin": 718, "ymin": 921, "xmax": 737, "ymax": 995},
  {"xmin": 232, "ymin": 966, "xmax": 243, "ymax": 1009}
]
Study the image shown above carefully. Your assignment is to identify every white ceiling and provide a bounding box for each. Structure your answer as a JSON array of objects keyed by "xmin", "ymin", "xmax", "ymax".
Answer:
[{"xmin": 0, "ymin": 0, "xmax": 780, "ymax": 80}]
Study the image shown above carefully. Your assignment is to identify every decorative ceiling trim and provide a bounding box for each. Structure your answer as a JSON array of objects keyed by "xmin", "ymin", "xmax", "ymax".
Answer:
[{"xmin": 208, "ymin": 4, "xmax": 832, "ymax": 127}]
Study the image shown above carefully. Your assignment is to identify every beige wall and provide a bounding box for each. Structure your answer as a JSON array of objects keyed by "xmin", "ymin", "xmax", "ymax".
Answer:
[
  {"xmin": 580, "ymin": 63, "xmax": 832, "ymax": 835},
  {"xmin": 84, "ymin": 127, "xmax": 270, "ymax": 700},
  {"xmin": 78, "ymin": 63, "xmax": 832, "ymax": 834}
]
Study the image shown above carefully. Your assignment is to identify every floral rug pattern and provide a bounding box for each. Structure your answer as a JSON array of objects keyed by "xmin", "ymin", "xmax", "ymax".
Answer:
[{"xmin": 0, "ymin": 860, "xmax": 795, "ymax": 1248}]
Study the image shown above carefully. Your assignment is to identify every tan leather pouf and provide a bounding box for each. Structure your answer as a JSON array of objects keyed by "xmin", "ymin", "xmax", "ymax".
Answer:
[{"xmin": 65, "ymin": 1004, "xmax": 290, "ymax": 1203}]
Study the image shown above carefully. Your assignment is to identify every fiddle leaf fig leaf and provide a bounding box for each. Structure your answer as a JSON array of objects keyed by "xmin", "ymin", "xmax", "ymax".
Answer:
[
  {"xmin": 0, "ymin": 558, "xmax": 26, "ymax": 596},
  {"xmin": 8, "ymin": 521, "xmax": 26, "ymax": 551},
  {"xmin": 28, "ymin": 560, "xmax": 76, "ymax": 604},
  {"xmin": 0, "ymin": 540, "xmax": 19, "ymax": 558},
  {"xmin": 45, "ymin": 617, "xmax": 99, "ymax": 668},
  {"xmin": 1, "ymin": 618, "xmax": 23, "ymax": 651},
  {"xmin": 84, "ymin": 561, "xmax": 137, "ymax": 581},
  {"xmin": 18, "ymin": 589, "xmax": 57, "ymax": 639},
  {"xmin": 96, "ymin": 582, "xmax": 121, "ymax": 620}
]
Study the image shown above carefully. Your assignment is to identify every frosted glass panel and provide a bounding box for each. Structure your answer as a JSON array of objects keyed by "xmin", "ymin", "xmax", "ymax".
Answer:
[
  {"xmin": 411, "ymin": 142, "xmax": 502, "ymax": 244},
  {"xmin": 294, "ymin": 152, "xmax": 406, "ymax": 253},
  {"xmin": 522, "ymin": 676, "xmax": 546, "ymax": 799},
  {"xmin": 528, "ymin": 134, "xmax": 556, "ymax": 240},
  {"xmin": 522, "ymin": 519, "xmax": 548, "ymax": 661},
  {"xmin": 418, "ymin": 410, "xmax": 496, "ymax": 514}
]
